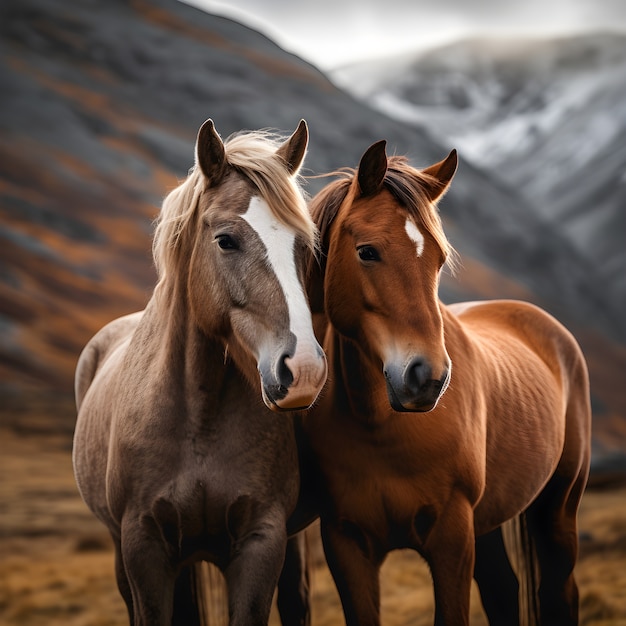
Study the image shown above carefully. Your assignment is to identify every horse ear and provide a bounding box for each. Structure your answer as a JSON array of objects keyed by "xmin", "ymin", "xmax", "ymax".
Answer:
[
  {"xmin": 421, "ymin": 149, "xmax": 458, "ymax": 202},
  {"xmin": 276, "ymin": 119, "xmax": 309, "ymax": 175},
  {"xmin": 357, "ymin": 140, "xmax": 387, "ymax": 197},
  {"xmin": 195, "ymin": 119, "xmax": 227, "ymax": 187}
]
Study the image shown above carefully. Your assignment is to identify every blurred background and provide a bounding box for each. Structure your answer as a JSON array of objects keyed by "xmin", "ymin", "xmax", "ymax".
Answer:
[{"xmin": 1, "ymin": 0, "xmax": 625, "ymax": 624}]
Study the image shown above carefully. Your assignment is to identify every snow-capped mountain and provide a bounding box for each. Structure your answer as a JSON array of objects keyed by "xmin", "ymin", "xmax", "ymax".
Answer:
[{"xmin": 332, "ymin": 33, "xmax": 626, "ymax": 306}]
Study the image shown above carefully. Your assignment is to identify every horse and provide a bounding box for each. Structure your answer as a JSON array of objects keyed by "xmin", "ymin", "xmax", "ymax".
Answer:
[
  {"xmin": 303, "ymin": 139, "xmax": 591, "ymax": 625},
  {"xmin": 73, "ymin": 119, "xmax": 328, "ymax": 626}
]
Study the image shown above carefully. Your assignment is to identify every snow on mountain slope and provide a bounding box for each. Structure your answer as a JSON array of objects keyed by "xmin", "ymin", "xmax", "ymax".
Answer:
[{"xmin": 333, "ymin": 34, "xmax": 626, "ymax": 177}]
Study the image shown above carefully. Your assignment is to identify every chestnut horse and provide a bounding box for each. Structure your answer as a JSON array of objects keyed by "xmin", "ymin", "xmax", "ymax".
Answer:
[
  {"xmin": 304, "ymin": 140, "xmax": 591, "ymax": 625},
  {"xmin": 73, "ymin": 119, "xmax": 327, "ymax": 626}
]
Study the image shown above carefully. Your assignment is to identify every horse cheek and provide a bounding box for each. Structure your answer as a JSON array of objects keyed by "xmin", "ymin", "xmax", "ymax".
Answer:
[
  {"xmin": 325, "ymin": 271, "xmax": 360, "ymax": 339},
  {"xmin": 188, "ymin": 250, "xmax": 227, "ymax": 336}
]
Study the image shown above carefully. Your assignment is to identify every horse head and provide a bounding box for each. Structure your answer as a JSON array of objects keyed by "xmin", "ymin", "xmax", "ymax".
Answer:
[
  {"xmin": 312, "ymin": 141, "xmax": 458, "ymax": 412},
  {"xmin": 155, "ymin": 119, "xmax": 327, "ymax": 411}
]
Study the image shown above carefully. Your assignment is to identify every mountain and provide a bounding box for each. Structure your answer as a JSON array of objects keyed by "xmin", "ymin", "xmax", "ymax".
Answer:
[
  {"xmin": 0, "ymin": 0, "xmax": 624, "ymax": 470},
  {"xmin": 332, "ymin": 33, "xmax": 626, "ymax": 322}
]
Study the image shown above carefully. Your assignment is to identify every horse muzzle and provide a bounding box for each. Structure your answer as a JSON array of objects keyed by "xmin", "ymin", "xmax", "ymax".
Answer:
[
  {"xmin": 260, "ymin": 344, "xmax": 327, "ymax": 412},
  {"xmin": 384, "ymin": 356, "xmax": 451, "ymax": 413}
]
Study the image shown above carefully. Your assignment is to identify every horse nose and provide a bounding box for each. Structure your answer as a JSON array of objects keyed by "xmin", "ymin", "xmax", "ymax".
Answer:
[
  {"xmin": 280, "ymin": 345, "xmax": 327, "ymax": 410},
  {"xmin": 384, "ymin": 355, "xmax": 450, "ymax": 412},
  {"xmin": 261, "ymin": 345, "xmax": 327, "ymax": 412},
  {"xmin": 260, "ymin": 352, "xmax": 293, "ymax": 407},
  {"xmin": 405, "ymin": 357, "xmax": 433, "ymax": 395},
  {"xmin": 277, "ymin": 352, "xmax": 294, "ymax": 390}
]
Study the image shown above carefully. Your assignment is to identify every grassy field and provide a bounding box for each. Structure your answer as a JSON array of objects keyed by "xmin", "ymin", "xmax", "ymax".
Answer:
[{"xmin": 1, "ymin": 427, "xmax": 625, "ymax": 625}]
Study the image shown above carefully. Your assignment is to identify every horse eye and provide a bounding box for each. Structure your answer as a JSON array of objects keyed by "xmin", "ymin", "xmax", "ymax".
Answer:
[
  {"xmin": 357, "ymin": 245, "xmax": 380, "ymax": 262},
  {"xmin": 216, "ymin": 234, "xmax": 238, "ymax": 250}
]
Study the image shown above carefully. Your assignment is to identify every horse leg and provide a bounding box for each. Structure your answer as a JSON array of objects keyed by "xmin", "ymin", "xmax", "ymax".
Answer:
[
  {"xmin": 223, "ymin": 517, "xmax": 288, "ymax": 626},
  {"xmin": 320, "ymin": 519, "xmax": 383, "ymax": 626},
  {"xmin": 121, "ymin": 518, "xmax": 177, "ymax": 626},
  {"xmin": 113, "ymin": 536, "xmax": 135, "ymax": 625},
  {"xmin": 171, "ymin": 565, "xmax": 202, "ymax": 626},
  {"xmin": 525, "ymin": 466, "xmax": 587, "ymax": 625},
  {"xmin": 422, "ymin": 497, "xmax": 475, "ymax": 626},
  {"xmin": 277, "ymin": 533, "xmax": 310, "ymax": 626},
  {"xmin": 474, "ymin": 526, "xmax": 520, "ymax": 625}
]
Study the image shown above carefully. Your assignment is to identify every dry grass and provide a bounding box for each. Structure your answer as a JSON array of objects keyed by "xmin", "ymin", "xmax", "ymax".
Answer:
[{"xmin": 1, "ymin": 428, "xmax": 625, "ymax": 625}]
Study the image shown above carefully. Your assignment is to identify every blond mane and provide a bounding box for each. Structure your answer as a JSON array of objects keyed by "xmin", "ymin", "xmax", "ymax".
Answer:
[{"xmin": 152, "ymin": 129, "xmax": 317, "ymax": 289}]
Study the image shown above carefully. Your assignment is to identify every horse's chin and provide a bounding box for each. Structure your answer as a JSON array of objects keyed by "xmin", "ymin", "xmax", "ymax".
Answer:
[
  {"xmin": 261, "ymin": 388, "xmax": 315, "ymax": 413},
  {"xmin": 266, "ymin": 401, "xmax": 310, "ymax": 413},
  {"xmin": 386, "ymin": 384, "xmax": 442, "ymax": 413},
  {"xmin": 390, "ymin": 398, "xmax": 439, "ymax": 413}
]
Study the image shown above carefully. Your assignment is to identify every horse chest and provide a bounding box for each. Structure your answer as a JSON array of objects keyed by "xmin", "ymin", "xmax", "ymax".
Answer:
[
  {"xmin": 318, "ymin": 425, "xmax": 456, "ymax": 548},
  {"xmin": 107, "ymin": 406, "xmax": 298, "ymax": 528},
  {"xmin": 111, "ymin": 457, "xmax": 292, "ymax": 563},
  {"xmin": 328, "ymin": 471, "xmax": 445, "ymax": 550}
]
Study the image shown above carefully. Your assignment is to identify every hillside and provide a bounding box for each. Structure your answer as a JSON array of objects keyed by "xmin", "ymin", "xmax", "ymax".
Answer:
[{"xmin": 0, "ymin": 0, "xmax": 624, "ymax": 469}]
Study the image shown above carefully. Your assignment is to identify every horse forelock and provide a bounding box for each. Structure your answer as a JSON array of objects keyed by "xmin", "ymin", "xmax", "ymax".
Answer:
[
  {"xmin": 152, "ymin": 130, "xmax": 317, "ymax": 293},
  {"xmin": 222, "ymin": 130, "xmax": 316, "ymax": 250},
  {"xmin": 384, "ymin": 156, "xmax": 457, "ymax": 271}
]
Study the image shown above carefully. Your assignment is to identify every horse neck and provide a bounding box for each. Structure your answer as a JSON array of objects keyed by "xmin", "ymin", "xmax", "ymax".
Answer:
[
  {"xmin": 140, "ymin": 277, "xmax": 255, "ymax": 411},
  {"xmin": 326, "ymin": 329, "xmax": 392, "ymax": 425}
]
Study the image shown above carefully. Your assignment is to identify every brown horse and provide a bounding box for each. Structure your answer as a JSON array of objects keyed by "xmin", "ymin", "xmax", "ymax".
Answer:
[
  {"xmin": 304, "ymin": 140, "xmax": 591, "ymax": 625},
  {"xmin": 73, "ymin": 119, "xmax": 327, "ymax": 626}
]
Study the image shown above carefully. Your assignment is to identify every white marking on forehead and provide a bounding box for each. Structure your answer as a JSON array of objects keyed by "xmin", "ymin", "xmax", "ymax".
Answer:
[
  {"xmin": 242, "ymin": 196, "xmax": 314, "ymax": 343},
  {"xmin": 404, "ymin": 217, "xmax": 425, "ymax": 257}
]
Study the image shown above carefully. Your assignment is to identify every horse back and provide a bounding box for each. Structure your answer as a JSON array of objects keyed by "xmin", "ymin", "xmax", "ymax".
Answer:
[
  {"xmin": 74, "ymin": 311, "xmax": 143, "ymax": 410},
  {"xmin": 448, "ymin": 299, "xmax": 588, "ymax": 385}
]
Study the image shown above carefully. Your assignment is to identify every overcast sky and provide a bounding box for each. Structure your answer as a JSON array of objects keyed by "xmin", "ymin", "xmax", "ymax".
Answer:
[{"xmin": 182, "ymin": 0, "xmax": 626, "ymax": 68}]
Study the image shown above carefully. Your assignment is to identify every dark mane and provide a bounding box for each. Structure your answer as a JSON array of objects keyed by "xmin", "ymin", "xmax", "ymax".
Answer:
[{"xmin": 309, "ymin": 175, "xmax": 352, "ymax": 251}]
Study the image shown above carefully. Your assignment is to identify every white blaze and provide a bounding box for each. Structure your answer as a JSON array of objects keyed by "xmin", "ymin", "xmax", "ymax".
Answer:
[
  {"xmin": 404, "ymin": 217, "xmax": 425, "ymax": 257},
  {"xmin": 242, "ymin": 196, "xmax": 315, "ymax": 355}
]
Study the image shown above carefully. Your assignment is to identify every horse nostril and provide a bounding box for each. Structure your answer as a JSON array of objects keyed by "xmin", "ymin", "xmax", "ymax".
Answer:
[
  {"xmin": 277, "ymin": 353, "xmax": 294, "ymax": 389},
  {"xmin": 406, "ymin": 358, "xmax": 432, "ymax": 393}
]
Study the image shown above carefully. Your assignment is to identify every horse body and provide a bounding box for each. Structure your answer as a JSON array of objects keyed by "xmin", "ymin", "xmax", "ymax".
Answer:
[
  {"xmin": 305, "ymin": 142, "xmax": 590, "ymax": 625},
  {"xmin": 75, "ymin": 300, "xmax": 300, "ymax": 548},
  {"xmin": 73, "ymin": 120, "xmax": 327, "ymax": 626},
  {"xmin": 448, "ymin": 300, "xmax": 589, "ymax": 533}
]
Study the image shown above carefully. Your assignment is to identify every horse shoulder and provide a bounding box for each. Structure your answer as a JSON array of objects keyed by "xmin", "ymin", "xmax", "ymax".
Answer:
[
  {"xmin": 75, "ymin": 311, "xmax": 144, "ymax": 410},
  {"xmin": 73, "ymin": 312, "xmax": 144, "ymax": 515}
]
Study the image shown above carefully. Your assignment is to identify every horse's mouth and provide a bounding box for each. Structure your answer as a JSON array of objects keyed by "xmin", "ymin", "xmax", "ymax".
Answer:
[
  {"xmin": 385, "ymin": 377, "xmax": 445, "ymax": 413},
  {"xmin": 262, "ymin": 385, "xmax": 317, "ymax": 413}
]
